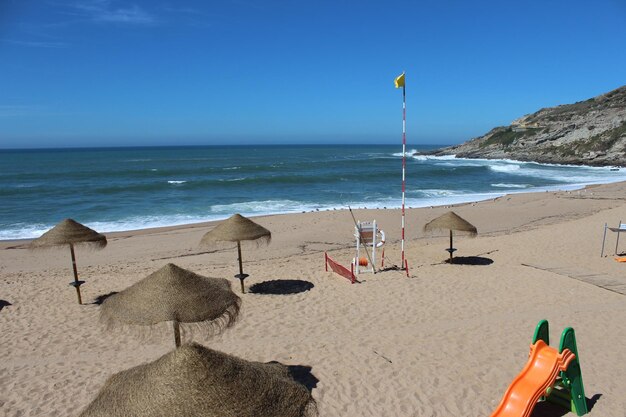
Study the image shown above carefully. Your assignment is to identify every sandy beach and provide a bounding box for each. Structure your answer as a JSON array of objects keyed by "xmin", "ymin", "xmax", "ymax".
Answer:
[{"xmin": 1, "ymin": 182, "xmax": 625, "ymax": 416}]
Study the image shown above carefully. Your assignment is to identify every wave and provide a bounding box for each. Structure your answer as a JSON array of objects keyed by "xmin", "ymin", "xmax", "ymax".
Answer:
[
  {"xmin": 4, "ymin": 145, "xmax": 626, "ymax": 241},
  {"xmin": 0, "ymin": 223, "xmax": 54, "ymax": 240},
  {"xmin": 409, "ymin": 154, "xmax": 457, "ymax": 161},
  {"xmin": 0, "ymin": 179, "xmax": 617, "ymax": 240},
  {"xmin": 488, "ymin": 162, "xmax": 626, "ymax": 184},
  {"xmin": 392, "ymin": 149, "xmax": 421, "ymax": 157},
  {"xmin": 210, "ymin": 199, "xmax": 322, "ymax": 214},
  {"xmin": 491, "ymin": 183, "xmax": 531, "ymax": 188},
  {"xmin": 489, "ymin": 164, "xmax": 521, "ymax": 173},
  {"xmin": 220, "ymin": 177, "xmax": 247, "ymax": 182}
]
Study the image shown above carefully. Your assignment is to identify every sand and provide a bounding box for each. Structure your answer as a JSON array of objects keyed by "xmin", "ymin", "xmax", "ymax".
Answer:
[{"xmin": 1, "ymin": 182, "xmax": 625, "ymax": 416}]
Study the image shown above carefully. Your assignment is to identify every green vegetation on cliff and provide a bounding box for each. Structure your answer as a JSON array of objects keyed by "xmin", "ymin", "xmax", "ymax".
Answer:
[{"xmin": 432, "ymin": 85, "xmax": 626, "ymax": 166}]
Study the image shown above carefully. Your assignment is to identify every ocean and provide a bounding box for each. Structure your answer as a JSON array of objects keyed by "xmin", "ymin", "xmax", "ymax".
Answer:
[{"xmin": 2, "ymin": 144, "xmax": 625, "ymax": 240}]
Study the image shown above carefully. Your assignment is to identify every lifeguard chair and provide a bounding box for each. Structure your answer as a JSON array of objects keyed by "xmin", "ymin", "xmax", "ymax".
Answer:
[{"xmin": 354, "ymin": 220, "xmax": 385, "ymax": 274}]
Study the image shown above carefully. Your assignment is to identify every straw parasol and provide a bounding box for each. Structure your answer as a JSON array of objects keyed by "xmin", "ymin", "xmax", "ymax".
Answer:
[
  {"xmin": 423, "ymin": 211, "xmax": 477, "ymax": 262},
  {"xmin": 30, "ymin": 218, "xmax": 107, "ymax": 304},
  {"xmin": 200, "ymin": 213, "xmax": 271, "ymax": 293},
  {"xmin": 100, "ymin": 263, "xmax": 241, "ymax": 347},
  {"xmin": 80, "ymin": 343, "xmax": 317, "ymax": 417}
]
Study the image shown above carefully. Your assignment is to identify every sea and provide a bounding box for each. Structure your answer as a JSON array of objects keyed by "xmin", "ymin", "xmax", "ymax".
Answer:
[{"xmin": 2, "ymin": 144, "xmax": 625, "ymax": 240}]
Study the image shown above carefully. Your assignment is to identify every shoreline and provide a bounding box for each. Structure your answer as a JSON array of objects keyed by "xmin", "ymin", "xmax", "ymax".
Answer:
[
  {"xmin": 3, "ymin": 179, "xmax": 626, "ymax": 245},
  {"xmin": 2, "ymin": 179, "xmax": 625, "ymax": 247}
]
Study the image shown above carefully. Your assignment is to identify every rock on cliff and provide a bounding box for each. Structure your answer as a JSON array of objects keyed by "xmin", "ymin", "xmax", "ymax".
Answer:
[{"xmin": 429, "ymin": 86, "xmax": 626, "ymax": 166}]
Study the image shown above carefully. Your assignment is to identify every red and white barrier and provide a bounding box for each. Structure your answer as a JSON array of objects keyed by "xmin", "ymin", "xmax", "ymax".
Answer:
[{"xmin": 325, "ymin": 252, "xmax": 356, "ymax": 284}]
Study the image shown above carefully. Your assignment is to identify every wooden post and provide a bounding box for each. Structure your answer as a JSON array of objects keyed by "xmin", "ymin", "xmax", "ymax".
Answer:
[
  {"xmin": 70, "ymin": 244, "xmax": 82, "ymax": 305},
  {"xmin": 173, "ymin": 320, "xmax": 181, "ymax": 348}
]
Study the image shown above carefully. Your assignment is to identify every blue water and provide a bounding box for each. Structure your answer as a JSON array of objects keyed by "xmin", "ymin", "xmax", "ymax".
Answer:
[{"xmin": 2, "ymin": 144, "xmax": 625, "ymax": 240}]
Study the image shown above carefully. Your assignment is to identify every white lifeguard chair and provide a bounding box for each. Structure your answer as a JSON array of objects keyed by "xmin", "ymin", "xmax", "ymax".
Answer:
[{"xmin": 354, "ymin": 220, "xmax": 385, "ymax": 274}]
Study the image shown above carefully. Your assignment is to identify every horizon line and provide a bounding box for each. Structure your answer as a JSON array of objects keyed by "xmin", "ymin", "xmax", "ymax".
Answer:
[{"xmin": 0, "ymin": 143, "xmax": 449, "ymax": 151}]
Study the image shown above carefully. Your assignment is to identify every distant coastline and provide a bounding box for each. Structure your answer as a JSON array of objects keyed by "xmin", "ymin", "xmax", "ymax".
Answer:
[{"xmin": 427, "ymin": 85, "xmax": 626, "ymax": 167}]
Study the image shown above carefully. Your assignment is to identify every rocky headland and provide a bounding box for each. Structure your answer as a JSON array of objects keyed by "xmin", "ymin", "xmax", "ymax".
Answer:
[{"xmin": 427, "ymin": 85, "xmax": 626, "ymax": 166}]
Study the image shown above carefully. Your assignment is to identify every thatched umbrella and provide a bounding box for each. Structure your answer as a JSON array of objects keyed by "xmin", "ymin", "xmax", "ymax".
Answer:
[
  {"xmin": 30, "ymin": 218, "xmax": 107, "ymax": 304},
  {"xmin": 423, "ymin": 211, "xmax": 477, "ymax": 262},
  {"xmin": 100, "ymin": 263, "xmax": 240, "ymax": 347},
  {"xmin": 80, "ymin": 343, "xmax": 317, "ymax": 417},
  {"xmin": 200, "ymin": 214, "xmax": 271, "ymax": 293}
]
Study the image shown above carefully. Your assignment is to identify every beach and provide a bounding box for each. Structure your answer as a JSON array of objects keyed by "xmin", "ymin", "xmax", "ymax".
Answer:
[{"xmin": 1, "ymin": 181, "xmax": 626, "ymax": 416}]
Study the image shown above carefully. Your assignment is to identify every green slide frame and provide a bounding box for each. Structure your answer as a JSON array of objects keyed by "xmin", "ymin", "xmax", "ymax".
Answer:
[{"xmin": 532, "ymin": 320, "xmax": 588, "ymax": 416}]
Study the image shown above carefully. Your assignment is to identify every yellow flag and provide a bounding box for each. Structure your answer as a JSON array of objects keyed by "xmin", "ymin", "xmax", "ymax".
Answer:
[{"xmin": 394, "ymin": 72, "xmax": 405, "ymax": 88}]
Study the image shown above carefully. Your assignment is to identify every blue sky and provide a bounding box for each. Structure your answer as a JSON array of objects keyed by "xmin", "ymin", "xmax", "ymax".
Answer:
[{"xmin": 1, "ymin": 0, "xmax": 625, "ymax": 148}]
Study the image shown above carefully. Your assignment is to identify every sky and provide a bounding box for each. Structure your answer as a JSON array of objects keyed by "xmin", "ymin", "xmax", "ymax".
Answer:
[{"xmin": 1, "ymin": 0, "xmax": 625, "ymax": 148}]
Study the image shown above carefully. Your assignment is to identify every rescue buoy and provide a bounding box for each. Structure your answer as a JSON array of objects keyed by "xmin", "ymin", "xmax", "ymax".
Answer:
[
  {"xmin": 353, "ymin": 257, "xmax": 369, "ymax": 266},
  {"xmin": 376, "ymin": 230, "xmax": 386, "ymax": 248}
]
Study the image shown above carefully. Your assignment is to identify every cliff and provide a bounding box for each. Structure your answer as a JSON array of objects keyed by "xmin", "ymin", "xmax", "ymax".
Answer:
[{"xmin": 429, "ymin": 85, "xmax": 626, "ymax": 166}]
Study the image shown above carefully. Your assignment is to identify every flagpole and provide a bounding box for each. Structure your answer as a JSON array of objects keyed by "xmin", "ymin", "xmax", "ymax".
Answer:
[{"xmin": 401, "ymin": 79, "xmax": 406, "ymax": 270}]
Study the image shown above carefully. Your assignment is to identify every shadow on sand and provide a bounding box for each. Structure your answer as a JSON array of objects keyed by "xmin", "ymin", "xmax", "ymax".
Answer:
[
  {"xmin": 287, "ymin": 365, "xmax": 319, "ymax": 393},
  {"xmin": 0, "ymin": 299, "xmax": 12, "ymax": 312},
  {"xmin": 446, "ymin": 256, "xmax": 494, "ymax": 266},
  {"xmin": 530, "ymin": 393, "xmax": 601, "ymax": 417},
  {"xmin": 249, "ymin": 280, "xmax": 314, "ymax": 295},
  {"xmin": 266, "ymin": 362, "xmax": 319, "ymax": 393},
  {"xmin": 92, "ymin": 291, "xmax": 119, "ymax": 305}
]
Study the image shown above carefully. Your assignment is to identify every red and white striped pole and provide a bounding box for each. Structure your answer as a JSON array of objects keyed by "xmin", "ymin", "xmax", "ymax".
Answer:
[
  {"xmin": 395, "ymin": 72, "xmax": 407, "ymax": 270},
  {"xmin": 401, "ymin": 82, "xmax": 407, "ymax": 269}
]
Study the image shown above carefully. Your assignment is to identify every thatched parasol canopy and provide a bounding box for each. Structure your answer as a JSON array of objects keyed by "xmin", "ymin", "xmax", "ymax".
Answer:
[
  {"xmin": 200, "ymin": 213, "xmax": 271, "ymax": 245},
  {"xmin": 30, "ymin": 218, "xmax": 107, "ymax": 249},
  {"xmin": 423, "ymin": 211, "xmax": 477, "ymax": 262},
  {"xmin": 423, "ymin": 211, "xmax": 477, "ymax": 235},
  {"xmin": 100, "ymin": 263, "xmax": 240, "ymax": 347},
  {"xmin": 80, "ymin": 343, "xmax": 317, "ymax": 417},
  {"xmin": 30, "ymin": 219, "xmax": 107, "ymax": 304},
  {"xmin": 199, "ymin": 214, "xmax": 271, "ymax": 294}
]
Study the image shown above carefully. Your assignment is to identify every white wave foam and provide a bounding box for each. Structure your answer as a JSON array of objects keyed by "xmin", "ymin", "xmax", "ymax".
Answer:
[
  {"xmin": 223, "ymin": 166, "xmax": 241, "ymax": 170},
  {"xmin": 491, "ymin": 183, "xmax": 531, "ymax": 188},
  {"xmin": 219, "ymin": 177, "xmax": 246, "ymax": 182},
  {"xmin": 3, "ymin": 179, "xmax": 617, "ymax": 241},
  {"xmin": 210, "ymin": 199, "xmax": 320, "ymax": 214},
  {"xmin": 0, "ymin": 223, "xmax": 52, "ymax": 240},
  {"xmin": 487, "ymin": 161, "xmax": 626, "ymax": 184},
  {"xmin": 408, "ymin": 153, "xmax": 457, "ymax": 161},
  {"xmin": 167, "ymin": 180, "xmax": 187, "ymax": 184},
  {"xmin": 419, "ymin": 189, "xmax": 461, "ymax": 198},
  {"xmin": 489, "ymin": 164, "xmax": 521, "ymax": 173},
  {"xmin": 392, "ymin": 149, "xmax": 426, "ymax": 157},
  {"xmin": 85, "ymin": 215, "xmax": 223, "ymax": 234}
]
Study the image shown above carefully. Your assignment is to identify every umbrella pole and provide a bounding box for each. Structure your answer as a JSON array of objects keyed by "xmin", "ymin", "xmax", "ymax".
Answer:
[
  {"xmin": 69, "ymin": 244, "xmax": 83, "ymax": 304},
  {"xmin": 173, "ymin": 320, "xmax": 181, "ymax": 348},
  {"xmin": 236, "ymin": 241, "xmax": 246, "ymax": 294},
  {"xmin": 449, "ymin": 230, "xmax": 454, "ymax": 263}
]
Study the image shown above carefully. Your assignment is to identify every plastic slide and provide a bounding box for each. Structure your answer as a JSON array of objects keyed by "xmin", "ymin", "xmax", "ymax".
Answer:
[{"xmin": 490, "ymin": 340, "xmax": 575, "ymax": 417}]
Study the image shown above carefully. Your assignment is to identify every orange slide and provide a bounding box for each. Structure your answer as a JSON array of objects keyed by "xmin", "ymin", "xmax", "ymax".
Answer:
[{"xmin": 490, "ymin": 340, "xmax": 575, "ymax": 417}]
